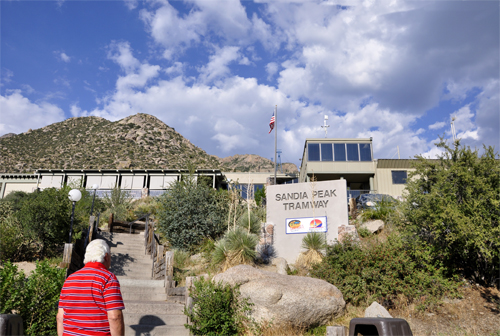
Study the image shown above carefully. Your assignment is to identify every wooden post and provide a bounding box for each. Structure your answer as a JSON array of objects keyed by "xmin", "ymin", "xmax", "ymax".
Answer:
[
  {"xmin": 88, "ymin": 216, "xmax": 95, "ymax": 244},
  {"xmin": 326, "ymin": 326, "xmax": 346, "ymax": 336},
  {"xmin": 60, "ymin": 243, "xmax": 73, "ymax": 269},
  {"xmin": 164, "ymin": 251, "xmax": 174, "ymax": 292},
  {"xmin": 108, "ymin": 213, "xmax": 114, "ymax": 233}
]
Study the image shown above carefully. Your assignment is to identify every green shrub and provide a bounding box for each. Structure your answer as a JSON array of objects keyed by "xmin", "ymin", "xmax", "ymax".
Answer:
[
  {"xmin": 0, "ymin": 261, "xmax": 66, "ymax": 335},
  {"xmin": 185, "ymin": 277, "xmax": 252, "ymax": 336},
  {"xmin": 15, "ymin": 188, "xmax": 73, "ymax": 259},
  {"xmin": 360, "ymin": 198, "xmax": 395, "ymax": 221},
  {"xmin": 310, "ymin": 232, "xmax": 460, "ymax": 309},
  {"xmin": 400, "ymin": 140, "xmax": 500, "ymax": 285},
  {"xmin": 157, "ymin": 176, "xmax": 229, "ymax": 250},
  {"xmin": 254, "ymin": 186, "xmax": 266, "ymax": 207},
  {"xmin": 357, "ymin": 227, "xmax": 371, "ymax": 238}
]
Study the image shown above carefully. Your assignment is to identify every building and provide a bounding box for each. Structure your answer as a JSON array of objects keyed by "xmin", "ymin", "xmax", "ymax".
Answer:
[
  {"xmin": 0, "ymin": 169, "xmax": 226, "ymax": 199},
  {"xmin": 0, "ymin": 138, "xmax": 412, "ymax": 200},
  {"xmin": 299, "ymin": 138, "xmax": 413, "ymax": 200}
]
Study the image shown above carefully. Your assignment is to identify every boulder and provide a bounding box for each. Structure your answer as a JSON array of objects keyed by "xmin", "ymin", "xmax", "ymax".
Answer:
[
  {"xmin": 271, "ymin": 257, "xmax": 288, "ymax": 275},
  {"xmin": 337, "ymin": 225, "xmax": 358, "ymax": 243},
  {"xmin": 360, "ymin": 220, "xmax": 385, "ymax": 234},
  {"xmin": 364, "ymin": 301, "xmax": 392, "ymax": 318},
  {"xmin": 212, "ymin": 265, "xmax": 345, "ymax": 328}
]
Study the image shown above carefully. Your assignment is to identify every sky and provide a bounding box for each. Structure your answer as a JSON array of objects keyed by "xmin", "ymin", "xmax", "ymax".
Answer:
[{"xmin": 1, "ymin": 0, "xmax": 499, "ymax": 167}]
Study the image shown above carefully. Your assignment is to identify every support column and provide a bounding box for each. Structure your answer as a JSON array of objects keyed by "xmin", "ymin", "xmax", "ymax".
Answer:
[{"xmin": 369, "ymin": 176, "xmax": 374, "ymax": 193}]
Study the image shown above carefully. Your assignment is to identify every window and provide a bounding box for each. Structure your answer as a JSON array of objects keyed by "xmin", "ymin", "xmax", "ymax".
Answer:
[
  {"xmin": 392, "ymin": 171, "xmax": 407, "ymax": 184},
  {"xmin": 346, "ymin": 143, "xmax": 359, "ymax": 161},
  {"xmin": 308, "ymin": 143, "xmax": 320, "ymax": 161},
  {"xmin": 334, "ymin": 143, "xmax": 346, "ymax": 161},
  {"xmin": 359, "ymin": 143, "xmax": 372, "ymax": 161},
  {"xmin": 321, "ymin": 143, "xmax": 333, "ymax": 161}
]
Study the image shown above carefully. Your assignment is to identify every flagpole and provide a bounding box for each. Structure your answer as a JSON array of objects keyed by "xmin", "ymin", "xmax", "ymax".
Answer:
[{"xmin": 274, "ymin": 105, "xmax": 277, "ymax": 185}]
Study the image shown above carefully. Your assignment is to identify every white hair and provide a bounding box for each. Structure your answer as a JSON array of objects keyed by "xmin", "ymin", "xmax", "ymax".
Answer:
[{"xmin": 83, "ymin": 239, "xmax": 110, "ymax": 264}]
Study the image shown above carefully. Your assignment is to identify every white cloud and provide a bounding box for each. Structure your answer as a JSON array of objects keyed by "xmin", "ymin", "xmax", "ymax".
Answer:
[
  {"xmin": 266, "ymin": 62, "xmax": 278, "ymax": 81},
  {"xmin": 198, "ymin": 46, "xmax": 240, "ymax": 84},
  {"xmin": 0, "ymin": 91, "xmax": 65, "ymax": 135},
  {"xmin": 55, "ymin": 51, "xmax": 71, "ymax": 62},
  {"xmin": 429, "ymin": 121, "xmax": 446, "ymax": 130}
]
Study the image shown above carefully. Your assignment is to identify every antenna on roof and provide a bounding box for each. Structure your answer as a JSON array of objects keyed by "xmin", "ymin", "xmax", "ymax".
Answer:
[
  {"xmin": 451, "ymin": 117, "xmax": 457, "ymax": 143},
  {"xmin": 321, "ymin": 115, "xmax": 330, "ymax": 138}
]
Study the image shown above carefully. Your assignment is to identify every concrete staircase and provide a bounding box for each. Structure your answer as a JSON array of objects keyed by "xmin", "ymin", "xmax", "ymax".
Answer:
[{"xmin": 101, "ymin": 232, "xmax": 189, "ymax": 336}]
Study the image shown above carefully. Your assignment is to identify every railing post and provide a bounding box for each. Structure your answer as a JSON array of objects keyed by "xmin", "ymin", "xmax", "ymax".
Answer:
[{"xmin": 164, "ymin": 251, "xmax": 174, "ymax": 292}]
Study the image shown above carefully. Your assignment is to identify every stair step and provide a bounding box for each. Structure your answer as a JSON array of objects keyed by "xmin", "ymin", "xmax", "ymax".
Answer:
[
  {"xmin": 123, "ymin": 292, "xmax": 168, "ymax": 301},
  {"xmin": 125, "ymin": 324, "xmax": 189, "ymax": 336},
  {"xmin": 124, "ymin": 301, "xmax": 184, "ymax": 315},
  {"xmin": 119, "ymin": 279, "xmax": 164, "ymax": 287},
  {"xmin": 168, "ymin": 287, "xmax": 186, "ymax": 296},
  {"xmin": 123, "ymin": 313, "xmax": 186, "ymax": 325},
  {"xmin": 167, "ymin": 296, "xmax": 186, "ymax": 304},
  {"xmin": 121, "ymin": 287, "xmax": 166, "ymax": 295}
]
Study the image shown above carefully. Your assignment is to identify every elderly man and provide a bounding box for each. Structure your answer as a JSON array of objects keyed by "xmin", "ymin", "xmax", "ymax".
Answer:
[{"xmin": 57, "ymin": 239, "xmax": 125, "ymax": 336}]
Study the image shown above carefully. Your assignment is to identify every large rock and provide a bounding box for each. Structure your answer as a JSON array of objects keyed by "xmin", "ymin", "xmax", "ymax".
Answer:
[
  {"xmin": 364, "ymin": 301, "xmax": 392, "ymax": 318},
  {"xmin": 271, "ymin": 257, "xmax": 288, "ymax": 275},
  {"xmin": 212, "ymin": 265, "xmax": 345, "ymax": 328},
  {"xmin": 360, "ymin": 220, "xmax": 385, "ymax": 234}
]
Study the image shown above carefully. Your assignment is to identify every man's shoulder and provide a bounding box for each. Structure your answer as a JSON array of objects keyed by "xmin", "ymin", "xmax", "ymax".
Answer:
[{"xmin": 67, "ymin": 263, "xmax": 118, "ymax": 282}]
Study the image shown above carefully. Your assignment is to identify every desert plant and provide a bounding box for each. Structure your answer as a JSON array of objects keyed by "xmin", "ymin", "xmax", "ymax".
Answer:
[
  {"xmin": 296, "ymin": 232, "xmax": 327, "ymax": 268},
  {"xmin": 212, "ymin": 228, "xmax": 259, "ymax": 272},
  {"xmin": 184, "ymin": 277, "xmax": 252, "ymax": 336},
  {"xmin": 400, "ymin": 139, "xmax": 500, "ymax": 285},
  {"xmin": 357, "ymin": 227, "xmax": 371, "ymax": 238},
  {"xmin": 0, "ymin": 260, "xmax": 66, "ymax": 335},
  {"xmin": 102, "ymin": 186, "xmax": 132, "ymax": 221},
  {"xmin": 310, "ymin": 232, "xmax": 460, "ymax": 309},
  {"xmin": 157, "ymin": 175, "xmax": 229, "ymax": 250},
  {"xmin": 361, "ymin": 198, "xmax": 395, "ymax": 221},
  {"xmin": 237, "ymin": 210, "xmax": 261, "ymax": 235}
]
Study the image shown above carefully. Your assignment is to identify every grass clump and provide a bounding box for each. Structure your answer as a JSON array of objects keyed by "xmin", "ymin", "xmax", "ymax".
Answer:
[
  {"xmin": 296, "ymin": 232, "xmax": 327, "ymax": 269},
  {"xmin": 212, "ymin": 228, "xmax": 259, "ymax": 272}
]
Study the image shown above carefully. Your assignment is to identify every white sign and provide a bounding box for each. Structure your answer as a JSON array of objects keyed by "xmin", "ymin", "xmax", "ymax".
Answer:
[{"xmin": 286, "ymin": 216, "xmax": 327, "ymax": 234}]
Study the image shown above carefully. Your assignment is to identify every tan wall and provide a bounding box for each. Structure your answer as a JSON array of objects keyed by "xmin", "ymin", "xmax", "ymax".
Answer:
[
  {"xmin": 3, "ymin": 182, "xmax": 37, "ymax": 197},
  {"xmin": 375, "ymin": 168, "xmax": 415, "ymax": 199},
  {"xmin": 306, "ymin": 161, "xmax": 376, "ymax": 174},
  {"xmin": 224, "ymin": 172, "xmax": 271, "ymax": 185}
]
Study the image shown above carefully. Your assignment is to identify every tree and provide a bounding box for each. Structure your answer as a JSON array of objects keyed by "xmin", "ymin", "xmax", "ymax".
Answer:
[
  {"xmin": 254, "ymin": 186, "xmax": 266, "ymax": 207},
  {"xmin": 400, "ymin": 139, "xmax": 500, "ymax": 285},
  {"xmin": 157, "ymin": 176, "xmax": 229, "ymax": 250}
]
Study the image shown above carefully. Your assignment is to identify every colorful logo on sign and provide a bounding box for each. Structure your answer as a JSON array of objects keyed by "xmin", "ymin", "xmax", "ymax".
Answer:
[
  {"xmin": 288, "ymin": 220, "xmax": 302, "ymax": 231},
  {"xmin": 310, "ymin": 218, "xmax": 323, "ymax": 228}
]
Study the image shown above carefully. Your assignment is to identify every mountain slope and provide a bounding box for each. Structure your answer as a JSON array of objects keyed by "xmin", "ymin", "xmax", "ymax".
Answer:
[
  {"xmin": 0, "ymin": 114, "xmax": 298, "ymax": 173},
  {"xmin": 0, "ymin": 114, "xmax": 220, "ymax": 173}
]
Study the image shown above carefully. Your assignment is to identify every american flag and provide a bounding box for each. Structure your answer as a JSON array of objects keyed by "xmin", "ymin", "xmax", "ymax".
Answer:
[{"xmin": 269, "ymin": 112, "xmax": 275, "ymax": 134}]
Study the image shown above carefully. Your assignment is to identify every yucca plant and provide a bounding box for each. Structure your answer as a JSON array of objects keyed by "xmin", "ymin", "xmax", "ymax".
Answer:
[
  {"xmin": 237, "ymin": 210, "xmax": 261, "ymax": 235},
  {"xmin": 296, "ymin": 232, "xmax": 327, "ymax": 268},
  {"xmin": 212, "ymin": 228, "xmax": 259, "ymax": 272}
]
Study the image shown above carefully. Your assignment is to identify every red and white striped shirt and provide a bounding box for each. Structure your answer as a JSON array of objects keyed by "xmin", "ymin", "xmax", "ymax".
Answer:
[{"xmin": 59, "ymin": 262, "xmax": 125, "ymax": 336}]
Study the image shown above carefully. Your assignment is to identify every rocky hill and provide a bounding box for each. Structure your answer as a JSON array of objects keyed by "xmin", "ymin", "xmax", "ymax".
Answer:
[
  {"xmin": 0, "ymin": 114, "xmax": 298, "ymax": 173},
  {"xmin": 220, "ymin": 154, "xmax": 298, "ymax": 173}
]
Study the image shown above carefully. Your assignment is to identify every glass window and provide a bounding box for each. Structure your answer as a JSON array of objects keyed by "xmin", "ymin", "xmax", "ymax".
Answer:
[
  {"xmin": 359, "ymin": 143, "xmax": 372, "ymax": 161},
  {"xmin": 392, "ymin": 171, "xmax": 407, "ymax": 184},
  {"xmin": 321, "ymin": 143, "xmax": 333, "ymax": 161},
  {"xmin": 308, "ymin": 143, "xmax": 320, "ymax": 161},
  {"xmin": 346, "ymin": 143, "xmax": 359, "ymax": 161},
  {"xmin": 334, "ymin": 143, "xmax": 346, "ymax": 161}
]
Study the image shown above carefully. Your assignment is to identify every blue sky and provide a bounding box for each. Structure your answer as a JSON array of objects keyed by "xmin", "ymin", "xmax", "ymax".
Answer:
[{"xmin": 1, "ymin": 0, "xmax": 498, "ymax": 167}]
